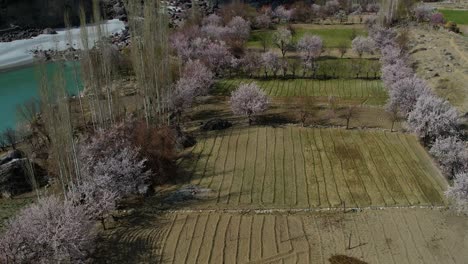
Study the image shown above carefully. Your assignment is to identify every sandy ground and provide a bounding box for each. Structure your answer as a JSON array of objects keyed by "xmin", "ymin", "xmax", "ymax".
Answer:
[
  {"xmin": 0, "ymin": 19, "xmax": 125, "ymax": 71},
  {"xmin": 97, "ymin": 208, "xmax": 468, "ymax": 264},
  {"xmin": 409, "ymin": 25, "xmax": 468, "ymax": 114}
]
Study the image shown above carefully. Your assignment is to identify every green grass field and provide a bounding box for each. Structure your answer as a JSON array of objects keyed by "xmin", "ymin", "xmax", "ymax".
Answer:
[
  {"xmin": 213, "ymin": 78, "xmax": 387, "ymax": 105},
  {"xmin": 439, "ymin": 9, "xmax": 468, "ymax": 25},
  {"xmin": 248, "ymin": 24, "xmax": 367, "ymax": 49},
  {"xmin": 178, "ymin": 126, "xmax": 446, "ymax": 209}
]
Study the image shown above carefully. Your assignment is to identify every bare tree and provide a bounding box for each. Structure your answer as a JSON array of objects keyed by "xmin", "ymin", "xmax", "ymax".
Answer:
[
  {"xmin": 272, "ymin": 27, "xmax": 293, "ymax": 59},
  {"xmin": 3, "ymin": 128, "xmax": 17, "ymax": 150},
  {"xmin": 343, "ymin": 105, "xmax": 358, "ymax": 129},
  {"xmin": 337, "ymin": 41, "xmax": 347, "ymax": 58},
  {"xmin": 385, "ymin": 102, "xmax": 400, "ymax": 132},
  {"xmin": 296, "ymin": 97, "xmax": 316, "ymax": 126}
]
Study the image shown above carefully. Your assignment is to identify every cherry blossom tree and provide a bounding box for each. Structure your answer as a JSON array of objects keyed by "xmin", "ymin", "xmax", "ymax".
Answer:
[
  {"xmin": 230, "ymin": 83, "xmax": 270, "ymax": 125},
  {"xmin": 274, "ymin": 6, "xmax": 294, "ymax": 22},
  {"xmin": 170, "ymin": 78, "xmax": 197, "ymax": 120},
  {"xmin": 387, "ymin": 76, "xmax": 430, "ymax": 117},
  {"xmin": 261, "ymin": 51, "xmax": 281, "ymax": 78},
  {"xmin": 202, "ymin": 13, "xmax": 223, "ymax": 26},
  {"xmin": 366, "ymin": 3, "xmax": 380, "ymax": 13},
  {"xmin": 0, "ymin": 196, "xmax": 96, "ymax": 263},
  {"xmin": 380, "ymin": 44, "xmax": 407, "ymax": 66},
  {"xmin": 201, "ymin": 24, "xmax": 231, "ymax": 40},
  {"xmin": 430, "ymin": 13, "xmax": 445, "ymax": 26},
  {"xmin": 227, "ymin": 16, "xmax": 251, "ymax": 41},
  {"xmin": 242, "ymin": 51, "xmax": 262, "ymax": 77},
  {"xmin": 445, "ymin": 172, "xmax": 468, "ymax": 214},
  {"xmin": 70, "ymin": 180, "xmax": 117, "ymax": 229},
  {"xmin": 255, "ymin": 14, "xmax": 272, "ymax": 29},
  {"xmin": 369, "ymin": 26, "xmax": 397, "ymax": 50},
  {"xmin": 180, "ymin": 59, "xmax": 214, "ymax": 96},
  {"xmin": 325, "ymin": 0, "xmax": 340, "ymax": 16},
  {"xmin": 413, "ymin": 4, "xmax": 434, "ymax": 22},
  {"xmin": 381, "ymin": 59, "xmax": 414, "ymax": 88},
  {"xmin": 351, "ymin": 36, "xmax": 375, "ymax": 58},
  {"xmin": 273, "ymin": 27, "xmax": 293, "ymax": 58},
  {"xmin": 407, "ymin": 94, "xmax": 459, "ymax": 143},
  {"xmin": 430, "ymin": 136, "xmax": 468, "ymax": 179},
  {"xmin": 78, "ymin": 126, "xmax": 152, "ymax": 197},
  {"xmin": 194, "ymin": 38, "xmax": 234, "ymax": 75},
  {"xmin": 297, "ymin": 35, "xmax": 323, "ymax": 76}
]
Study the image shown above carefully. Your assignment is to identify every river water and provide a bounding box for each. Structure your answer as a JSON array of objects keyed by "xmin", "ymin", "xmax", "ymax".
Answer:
[
  {"xmin": 0, "ymin": 19, "xmax": 125, "ymax": 132},
  {"xmin": 0, "ymin": 62, "xmax": 82, "ymax": 131}
]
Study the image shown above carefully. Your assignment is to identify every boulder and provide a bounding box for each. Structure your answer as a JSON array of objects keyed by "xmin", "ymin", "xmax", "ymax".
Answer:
[
  {"xmin": 0, "ymin": 158, "xmax": 47, "ymax": 196},
  {"xmin": 201, "ymin": 119, "xmax": 232, "ymax": 131}
]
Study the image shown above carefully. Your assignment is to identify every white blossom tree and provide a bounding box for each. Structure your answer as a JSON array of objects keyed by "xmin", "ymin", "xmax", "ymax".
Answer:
[
  {"xmin": 261, "ymin": 51, "xmax": 281, "ymax": 77},
  {"xmin": 272, "ymin": 27, "xmax": 293, "ymax": 58},
  {"xmin": 387, "ymin": 76, "xmax": 430, "ymax": 117},
  {"xmin": 227, "ymin": 16, "xmax": 251, "ymax": 41},
  {"xmin": 242, "ymin": 51, "xmax": 262, "ymax": 77},
  {"xmin": 297, "ymin": 35, "xmax": 323, "ymax": 76},
  {"xmin": 445, "ymin": 172, "xmax": 468, "ymax": 214},
  {"xmin": 202, "ymin": 13, "xmax": 223, "ymax": 26},
  {"xmin": 413, "ymin": 4, "xmax": 434, "ymax": 22},
  {"xmin": 230, "ymin": 83, "xmax": 270, "ymax": 125},
  {"xmin": 351, "ymin": 36, "xmax": 375, "ymax": 58},
  {"xmin": 381, "ymin": 59, "xmax": 414, "ymax": 88},
  {"xmin": 430, "ymin": 136, "xmax": 468, "ymax": 179},
  {"xmin": 255, "ymin": 14, "xmax": 272, "ymax": 29},
  {"xmin": 274, "ymin": 6, "xmax": 294, "ymax": 22},
  {"xmin": 0, "ymin": 196, "xmax": 96, "ymax": 263},
  {"xmin": 407, "ymin": 94, "xmax": 459, "ymax": 143}
]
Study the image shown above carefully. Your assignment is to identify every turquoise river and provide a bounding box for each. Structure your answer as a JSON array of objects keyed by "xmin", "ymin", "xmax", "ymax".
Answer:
[{"xmin": 0, "ymin": 62, "xmax": 82, "ymax": 131}]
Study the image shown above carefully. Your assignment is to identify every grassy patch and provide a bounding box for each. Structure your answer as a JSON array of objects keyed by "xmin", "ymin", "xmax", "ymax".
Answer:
[
  {"xmin": 248, "ymin": 24, "xmax": 367, "ymax": 49},
  {"xmin": 213, "ymin": 78, "xmax": 387, "ymax": 105},
  {"xmin": 439, "ymin": 9, "xmax": 468, "ymax": 25}
]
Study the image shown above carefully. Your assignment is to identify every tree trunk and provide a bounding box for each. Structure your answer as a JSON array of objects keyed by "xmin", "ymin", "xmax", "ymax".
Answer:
[
  {"xmin": 346, "ymin": 118, "xmax": 350, "ymax": 129},
  {"xmin": 391, "ymin": 120, "xmax": 395, "ymax": 132}
]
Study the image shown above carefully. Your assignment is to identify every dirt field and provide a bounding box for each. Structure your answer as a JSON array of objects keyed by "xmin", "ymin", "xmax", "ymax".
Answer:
[
  {"xmin": 174, "ymin": 126, "xmax": 446, "ymax": 209},
  {"xmin": 409, "ymin": 26, "xmax": 468, "ymax": 113},
  {"xmin": 97, "ymin": 208, "xmax": 468, "ymax": 264}
]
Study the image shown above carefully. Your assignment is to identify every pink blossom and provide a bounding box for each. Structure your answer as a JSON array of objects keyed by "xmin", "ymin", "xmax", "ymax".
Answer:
[
  {"xmin": 381, "ymin": 59, "xmax": 414, "ymax": 88},
  {"xmin": 407, "ymin": 94, "xmax": 459, "ymax": 142},
  {"xmin": 351, "ymin": 36, "xmax": 375, "ymax": 57},
  {"xmin": 261, "ymin": 51, "xmax": 281, "ymax": 77},
  {"xmin": 0, "ymin": 196, "xmax": 96, "ymax": 263},
  {"xmin": 230, "ymin": 83, "xmax": 270, "ymax": 124},
  {"xmin": 255, "ymin": 14, "xmax": 272, "ymax": 29},
  {"xmin": 202, "ymin": 14, "xmax": 223, "ymax": 26},
  {"xmin": 274, "ymin": 6, "xmax": 294, "ymax": 22},
  {"xmin": 431, "ymin": 13, "xmax": 445, "ymax": 25},
  {"xmin": 227, "ymin": 16, "xmax": 251, "ymax": 41},
  {"xmin": 387, "ymin": 76, "xmax": 431, "ymax": 116},
  {"xmin": 445, "ymin": 172, "xmax": 468, "ymax": 214},
  {"xmin": 430, "ymin": 136, "xmax": 468, "ymax": 178}
]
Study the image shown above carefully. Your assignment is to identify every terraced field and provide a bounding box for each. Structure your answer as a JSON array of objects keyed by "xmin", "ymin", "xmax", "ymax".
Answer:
[
  {"xmin": 178, "ymin": 126, "xmax": 446, "ymax": 209},
  {"xmin": 214, "ymin": 79, "xmax": 387, "ymax": 105},
  {"xmin": 99, "ymin": 209, "xmax": 468, "ymax": 264}
]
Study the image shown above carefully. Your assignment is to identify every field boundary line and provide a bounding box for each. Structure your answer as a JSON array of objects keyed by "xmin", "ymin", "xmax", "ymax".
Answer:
[{"xmin": 149, "ymin": 205, "xmax": 447, "ymax": 214}]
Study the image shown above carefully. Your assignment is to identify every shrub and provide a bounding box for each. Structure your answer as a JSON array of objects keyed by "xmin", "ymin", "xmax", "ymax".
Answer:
[
  {"xmin": 430, "ymin": 13, "xmax": 445, "ymax": 26},
  {"xmin": 445, "ymin": 21, "xmax": 461, "ymax": 34}
]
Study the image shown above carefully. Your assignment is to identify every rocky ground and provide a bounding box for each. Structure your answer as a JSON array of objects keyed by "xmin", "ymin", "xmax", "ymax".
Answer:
[{"xmin": 409, "ymin": 25, "xmax": 468, "ymax": 115}]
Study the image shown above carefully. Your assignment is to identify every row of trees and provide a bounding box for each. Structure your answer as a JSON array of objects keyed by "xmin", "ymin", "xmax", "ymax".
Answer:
[
  {"xmin": 253, "ymin": 1, "xmax": 379, "ymax": 26},
  {"xmin": 371, "ymin": 25, "xmax": 467, "ymax": 213}
]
